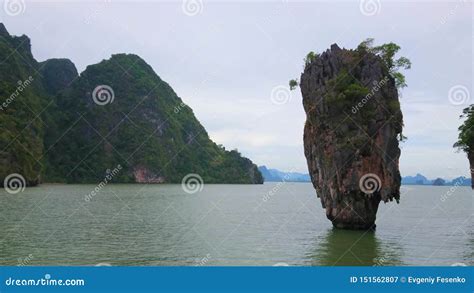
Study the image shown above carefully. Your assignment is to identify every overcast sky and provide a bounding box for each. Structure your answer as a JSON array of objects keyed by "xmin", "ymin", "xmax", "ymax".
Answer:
[{"xmin": 1, "ymin": 0, "xmax": 472, "ymax": 179}]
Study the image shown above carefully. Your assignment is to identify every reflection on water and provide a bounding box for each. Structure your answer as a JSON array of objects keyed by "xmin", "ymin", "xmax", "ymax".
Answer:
[{"xmin": 307, "ymin": 228, "xmax": 403, "ymax": 266}]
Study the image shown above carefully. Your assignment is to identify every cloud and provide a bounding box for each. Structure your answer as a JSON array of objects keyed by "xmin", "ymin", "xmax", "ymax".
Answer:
[
  {"xmin": 210, "ymin": 130, "xmax": 278, "ymax": 148},
  {"xmin": 3, "ymin": 1, "xmax": 471, "ymax": 177}
]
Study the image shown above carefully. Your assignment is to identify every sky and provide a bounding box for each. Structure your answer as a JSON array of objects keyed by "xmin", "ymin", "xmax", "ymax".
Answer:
[{"xmin": 1, "ymin": 0, "xmax": 472, "ymax": 179}]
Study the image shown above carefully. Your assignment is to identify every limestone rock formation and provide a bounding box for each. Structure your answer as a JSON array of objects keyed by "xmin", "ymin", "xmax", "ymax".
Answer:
[
  {"xmin": 0, "ymin": 23, "xmax": 46, "ymax": 187},
  {"xmin": 0, "ymin": 23, "xmax": 263, "ymax": 186},
  {"xmin": 39, "ymin": 58, "xmax": 78, "ymax": 95},
  {"xmin": 300, "ymin": 44, "xmax": 403, "ymax": 229}
]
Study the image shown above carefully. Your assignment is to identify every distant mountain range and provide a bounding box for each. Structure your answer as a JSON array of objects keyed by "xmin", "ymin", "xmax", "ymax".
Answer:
[
  {"xmin": 400, "ymin": 173, "xmax": 471, "ymax": 186},
  {"xmin": 258, "ymin": 166, "xmax": 472, "ymax": 186},
  {"xmin": 258, "ymin": 166, "xmax": 310, "ymax": 182}
]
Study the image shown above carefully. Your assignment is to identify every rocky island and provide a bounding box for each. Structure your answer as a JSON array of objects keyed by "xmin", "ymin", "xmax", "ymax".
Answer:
[
  {"xmin": 294, "ymin": 40, "xmax": 410, "ymax": 229},
  {"xmin": 0, "ymin": 23, "xmax": 263, "ymax": 186}
]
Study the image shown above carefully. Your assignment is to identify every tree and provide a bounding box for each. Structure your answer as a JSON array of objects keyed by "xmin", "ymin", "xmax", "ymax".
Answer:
[
  {"xmin": 304, "ymin": 51, "xmax": 318, "ymax": 66},
  {"xmin": 290, "ymin": 39, "xmax": 410, "ymax": 91},
  {"xmin": 454, "ymin": 105, "xmax": 474, "ymax": 153},
  {"xmin": 289, "ymin": 79, "xmax": 298, "ymax": 90},
  {"xmin": 358, "ymin": 38, "xmax": 411, "ymax": 88},
  {"xmin": 454, "ymin": 105, "xmax": 474, "ymax": 189}
]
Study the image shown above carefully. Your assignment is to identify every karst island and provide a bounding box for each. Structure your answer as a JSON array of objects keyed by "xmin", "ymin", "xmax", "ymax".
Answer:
[{"xmin": 291, "ymin": 39, "xmax": 411, "ymax": 230}]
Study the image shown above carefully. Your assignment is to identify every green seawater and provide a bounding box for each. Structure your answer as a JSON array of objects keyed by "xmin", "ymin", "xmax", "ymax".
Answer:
[{"xmin": 0, "ymin": 183, "xmax": 471, "ymax": 266}]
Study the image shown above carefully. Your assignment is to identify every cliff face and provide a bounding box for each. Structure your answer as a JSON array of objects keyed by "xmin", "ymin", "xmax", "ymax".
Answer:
[
  {"xmin": 39, "ymin": 58, "xmax": 78, "ymax": 95},
  {"xmin": 0, "ymin": 24, "xmax": 46, "ymax": 186},
  {"xmin": 300, "ymin": 44, "xmax": 403, "ymax": 229},
  {"xmin": 45, "ymin": 54, "xmax": 263, "ymax": 184},
  {"xmin": 0, "ymin": 23, "xmax": 263, "ymax": 185}
]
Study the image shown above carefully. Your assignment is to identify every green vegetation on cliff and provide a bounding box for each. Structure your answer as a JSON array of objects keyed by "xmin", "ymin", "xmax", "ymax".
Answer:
[
  {"xmin": 290, "ymin": 39, "xmax": 411, "ymax": 91},
  {"xmin": 39, "ymin": 58, "xmax": 78, "ymax": 95},
  {"xmin": 454, "ymin": 104, "xmax": 474, "ymax": 189},
  {"xmin": 292, "ymin": 39, "xmax": 410, "ymax": 142},
  {"xmin": 0, "ymin": 23, "xmax": 262, "ymax": 185},
  {"xmin": 45, "ymin": 53, "xmax": 262, "ymax": 184},
  {"xmin": 299, "ymin": 42, "xmax": 408, "ymax": 229},
  {"xmin": 455, "ymin": 105, "xmax": 474, "ymax": 153},
  {"xmin": 0, "ymin": 24, "xmax": 47, "ymax": 186},
  {"xmin": 357, "ymin": 38, "xmax": 411, "ymax": 88}
]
